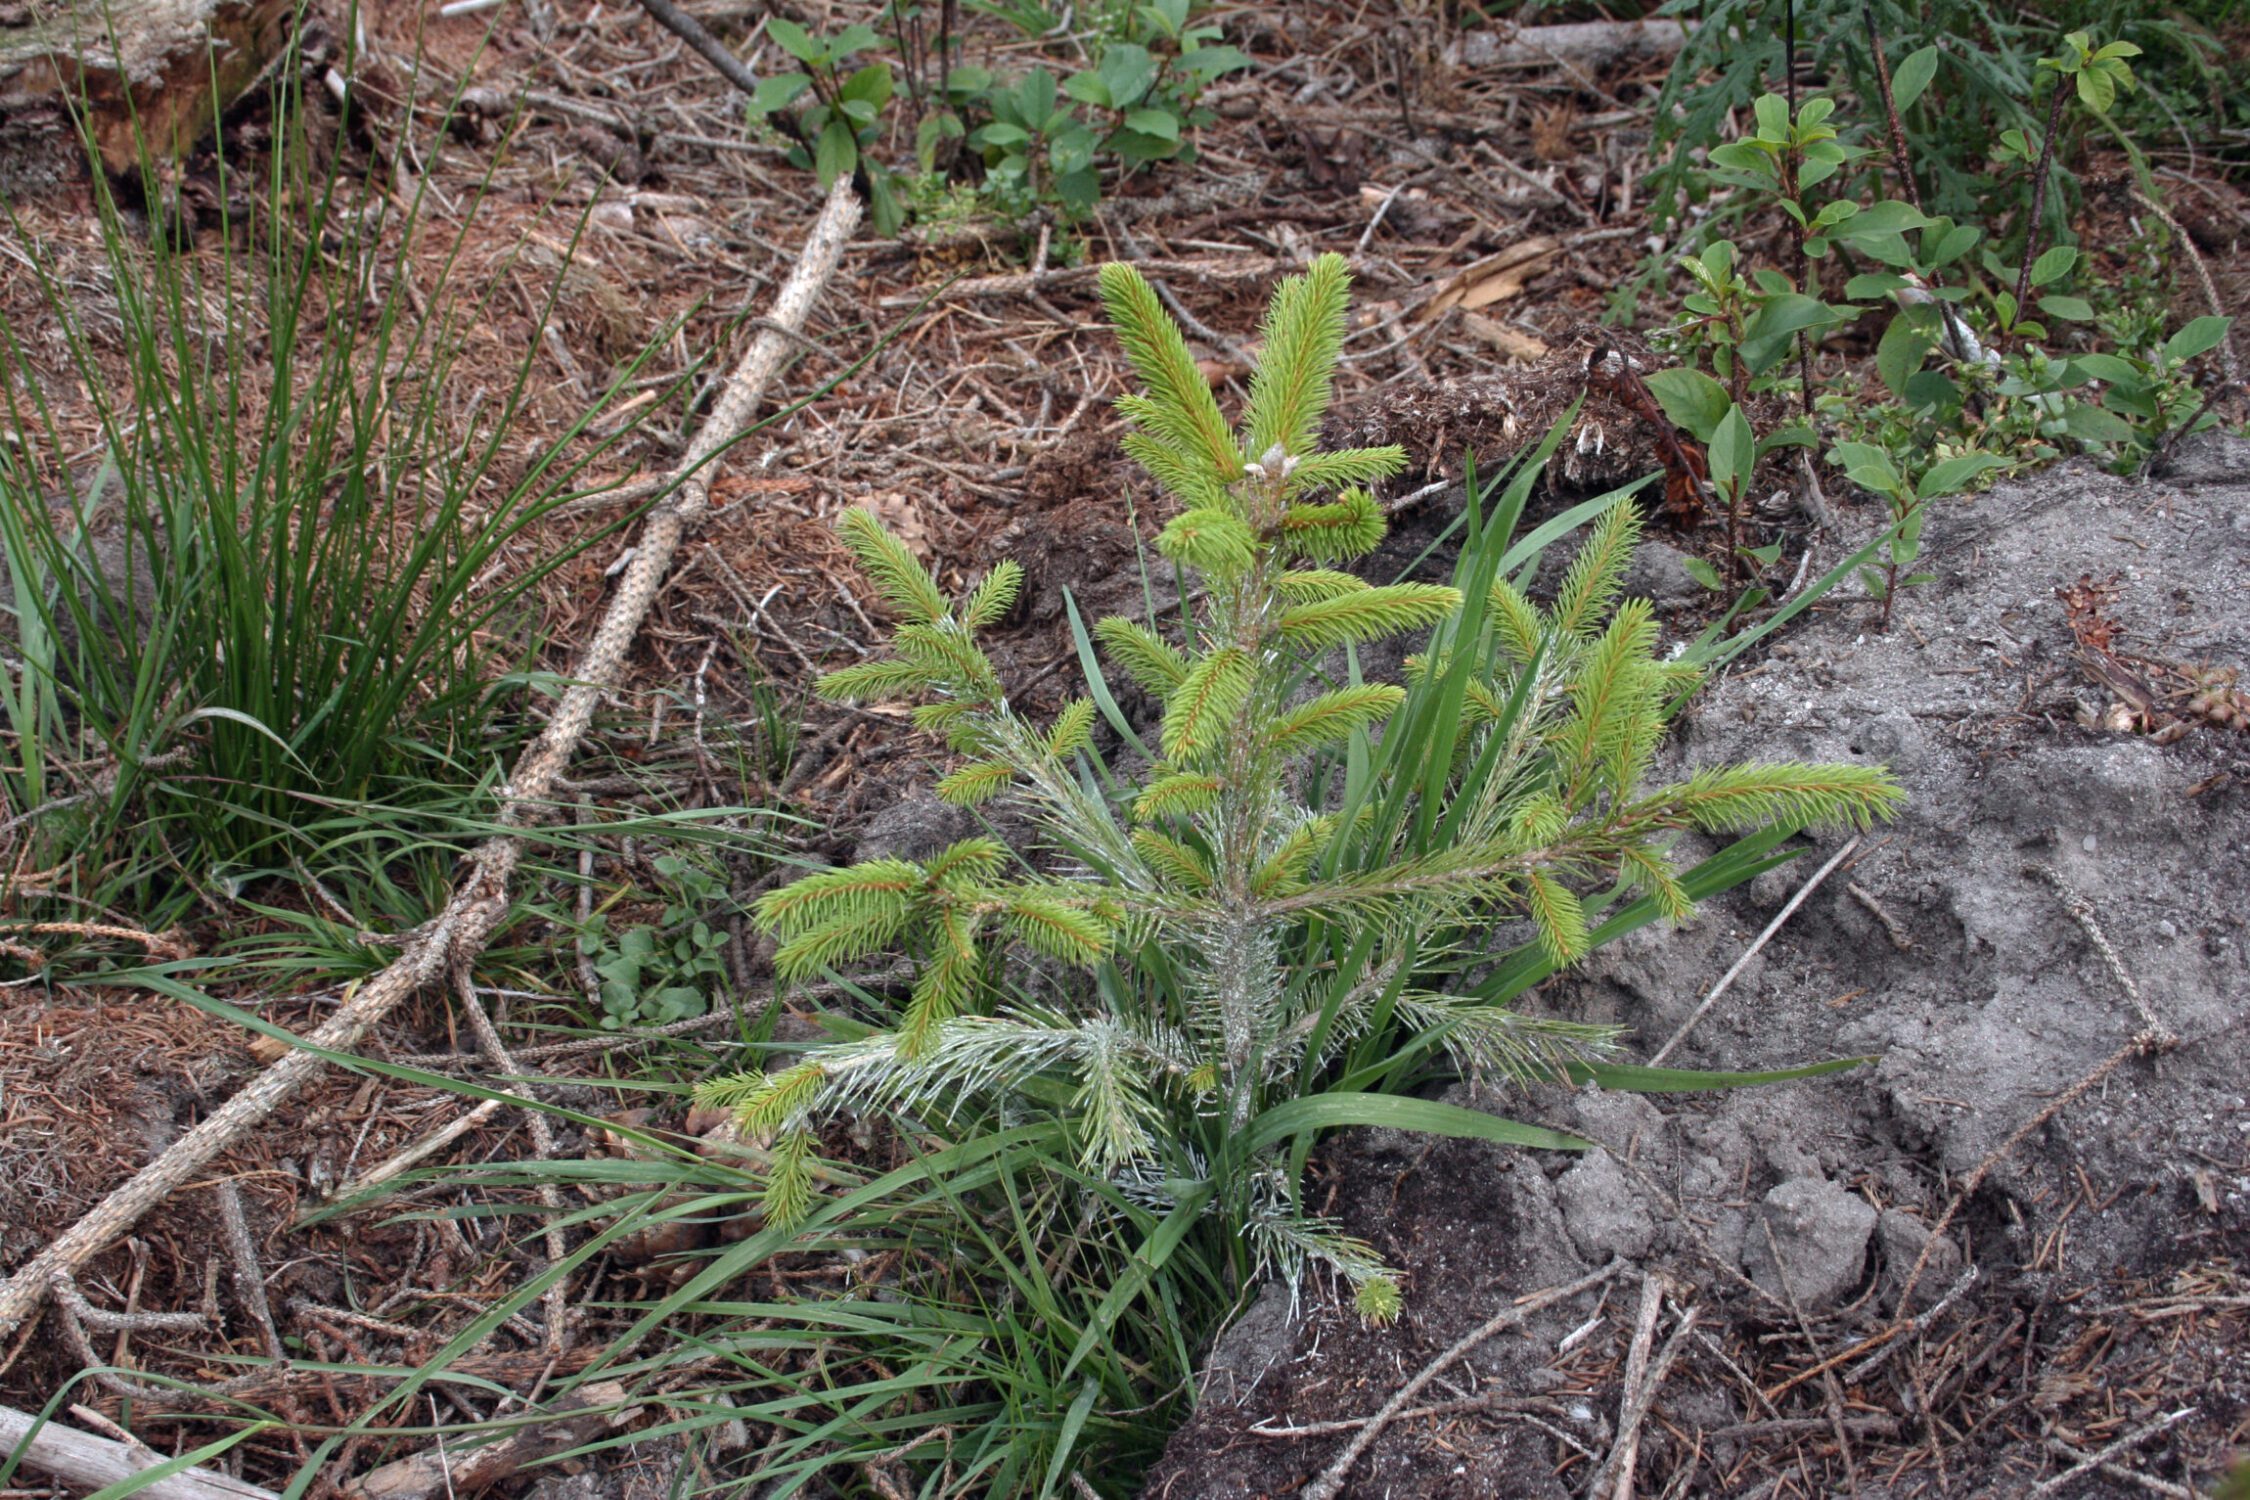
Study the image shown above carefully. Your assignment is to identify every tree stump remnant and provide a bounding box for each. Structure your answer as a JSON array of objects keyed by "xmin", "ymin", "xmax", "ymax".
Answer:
[{"xmin": 0, "ymin": 0, "xmax": 297, "ymax": 187}]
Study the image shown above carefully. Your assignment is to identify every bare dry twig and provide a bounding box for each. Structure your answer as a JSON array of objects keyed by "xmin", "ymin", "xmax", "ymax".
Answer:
[
  {"xmin": 1593, "ymin": 1279, "xmax": 1698, "ymax": 1500},
  {"xmin": 2028, "ymin": 1407, "xmax": 2195, "ymax": 1496},
  {"xmin": 1650, "ymin": 837, "xmax": 1859, "ymax": 1066},
  {"xmin": 454, "ymin": 965, "xmax": 571, "ymax": 1356},
  {"xmin": 1299, "ymin": 1259, "xmax": 1626, "ymax": 1500}
]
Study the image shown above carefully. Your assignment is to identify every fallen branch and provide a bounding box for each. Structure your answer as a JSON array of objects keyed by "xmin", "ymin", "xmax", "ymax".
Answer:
[
  {"xmin": 2028, "ymin": 863, "xmax": 2173, "ymax": 1044},
  {"xmin": 2040, "ymin": 1436, "xmax": 2195, "ymax": 1499},
  {"xmin": 0, "ymin": 1404, "xmax": 280, "ymax": 1500},
  {"xmin": 1593, "ymin": 1283, "xmax": 1696, "ymax": 1500},
  {"xmin": 1441, "ymin": 19, "xmax": 1693, "ymax": 72},
  {"xmin": 331, "ymin": 1096, "xmax": 508, "ymax": 1199},
  {"xmin": 0, "ymin": 176, "xmax": 863, "ymax": 1344},
  {"xmin": 1298, "ymin": 1258, "xmax": 1624, "ymax": 1500},
  {"xmin": 2029, "ymin": 1407, "xmax": 2196, "ymax": 1497},
  {"xmin": 338, "ymin": 1381, "xmax": 633, "ymax": 1500},
  {"xmin": 454, "ymin": 966, "xmax": 571, "ymax": 1355},
  {"xmin": 1600, "ymin": 1272, "xmax": 1665, "ymax": 1499},
  {"xmin": 877, "ymin": 254, "xmax": 1380, "ymax": 310}
]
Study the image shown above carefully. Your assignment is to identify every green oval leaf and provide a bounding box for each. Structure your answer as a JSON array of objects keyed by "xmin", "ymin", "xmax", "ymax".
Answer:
[
  {"xmin": 2029, "ymin": 244, "xmax": 2079, "ymax": 286},
  {"xmin": 765, "ymin": 17, "xmax": 821, "ymax": 62},
  {"xmin": 813, "ymin": 118, "xmax": 858, "ymax": 185},
  {"xmin": 1124, "ymin": 107, "xmax": 1181, "ymax": 142},
  {"xmin": 1891, "ymin": 45, "xmax": 1941, "ymax": 112},
  {"xmin": 1642, "ymin": 367, "xmax": 1731, "ymax": 443},
  {"xmin": 2165, "ymin": 315, "xmax": 2234, "ymax": 366}
]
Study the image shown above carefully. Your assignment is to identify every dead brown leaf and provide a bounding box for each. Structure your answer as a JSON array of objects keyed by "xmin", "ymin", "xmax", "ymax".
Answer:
[
  {"xmin": 858, "ymin": 490, "xmax": 936, "ymax": 560},
  {"xmin": 1419, "ymin": 237, "xmax": 1560, "ymax": 321},
  {"xmin": 1460, "ymin": 312, "xmax": 1550, "ymax": 362}
]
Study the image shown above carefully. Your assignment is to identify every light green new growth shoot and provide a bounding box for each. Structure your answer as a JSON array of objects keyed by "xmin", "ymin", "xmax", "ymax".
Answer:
[{"xmin": 700, "ymin": 253, "xmax": 1902, "ymax": 1318}]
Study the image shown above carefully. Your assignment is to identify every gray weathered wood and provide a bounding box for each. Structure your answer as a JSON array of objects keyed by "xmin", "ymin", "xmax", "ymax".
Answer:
[
  {"xmin": 0, "ymin": 1404, "xmax": 283, "ymax": 1500},
  {"xmin": 1443, "ymin": 19, "xmax": 1693, "ymax": 73}
]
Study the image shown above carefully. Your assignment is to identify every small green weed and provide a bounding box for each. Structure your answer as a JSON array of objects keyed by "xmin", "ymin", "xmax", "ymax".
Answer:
[
  {"xmin": 1642, "ymin": 0, "xmax": 2225, "ymax": 268},
  {"xmin": 747, "ymin": 0, "xmax": 1249, "ymax": 231},
  {"xmin": 1641, "ymin": 23, "xmax": 2234, "ymax": 620},
  {"xmin": 580, "ymin": 854, "xmax": 735, "ymax": 1030},
  {"xmin": 0, "ymin": 37, "xmax": 679, "ymax": 932}
]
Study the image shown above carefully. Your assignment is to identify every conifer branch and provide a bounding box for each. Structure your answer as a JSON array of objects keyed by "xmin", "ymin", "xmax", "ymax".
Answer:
[
  {"xmin": 838, "ymin": 507, "xmax": 948, "ymax": 624},
  {"xmin": 1278, "ymin": 488, "xmax": 1386, "ymax": 562},
  {"xmin": 1262, "ymin": 686, "xmax": 1407, "ymax": 758},
  {"xmin": 1094, "ymin": 618, "xmax": 1192, "ymax": 694},
  {"xmin": 1161, "ymin": 648, "xmax": 1256, "ymax": 762},
  {"xmin": 1100, "ymin": 265, "xmax": 1242, "ymax": 480},
  {"xmin": 1276, "ymin": 584, "xmax": 1461, "ymax": 652},
  {"xmin": 1288, "ymin": 446, "xmax": 1409, "ymax": 494},
  {"xmin": 1245, "ymin": 253, "xmax": 1352, "ymax": 458},
  {"xmin": 1627, "ymin": 763, "xmax": 1905, "ymax": 833}
]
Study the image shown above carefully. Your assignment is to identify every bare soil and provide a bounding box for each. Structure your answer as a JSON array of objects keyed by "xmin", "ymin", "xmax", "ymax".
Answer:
[{"xmin": 1145, "ymin": 439, "xmax": 2250, "ymax": 1498}]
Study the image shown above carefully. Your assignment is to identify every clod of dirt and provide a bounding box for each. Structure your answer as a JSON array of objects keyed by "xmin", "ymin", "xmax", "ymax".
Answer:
[
  {"xmin": 1740, "ymin": 1176, "xmax": 1877, "ymax": 1311},
  {"xmin": 1196, "ymin": 1283, "xmax": 1296, "ymax": 1405},
  {"xmin": 1556, "ymin": 1148, "xmax": 1656, "ymax": 1262},
  {"xmin": 1875, "ymin": 1207, "xmax": 1962, "ymax": 1312},
  {"xmin": 851, "ymin": 788, "xmax": 980, "ymax": 864},
  {"xmin": 1621, "ymin": 535, "xmax": 1706, "ymax": 608}
]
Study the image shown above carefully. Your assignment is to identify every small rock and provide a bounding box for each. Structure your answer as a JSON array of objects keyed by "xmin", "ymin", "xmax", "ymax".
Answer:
[
  {"xmin": 852, "ymin": 790, "xmax": 978, "ymax": 864},
  {"xmin": 1622, "ymin": 539, "xmax": 1707, "ymax": 608},
  {"xmin": 1746, "ymin": 858, "xmax": 1805, "ymax": 910},
  {"xmin": 1843, "ymin": 709, "xmax": 1921, "ymax": 765},
  {"xmin": 1565, "ymin": 1088, "xmax": 1668, "ymax": 1157},
  {"xmin": 1740, "ymin": 1177, "xmax": 1877, "ymax": 1309},
  {"xmin": 0, "ymin": 523, "xmax": 159, "ymax": 685},
  {"xmin": 2149, "ymin": 432, "xmax": 2250, "ymax": 488},
  {"xmin": 1507, "ymin": 1158, "xmax": 1594, "ymax": 1288},
  {"xmin": 1876, "ymin": 1209, "xmax": 1963, "ymax": 1310},
  {"xmin": 1556, "ymin": 1149, "xmax": 1655, "ymax": 1261}
]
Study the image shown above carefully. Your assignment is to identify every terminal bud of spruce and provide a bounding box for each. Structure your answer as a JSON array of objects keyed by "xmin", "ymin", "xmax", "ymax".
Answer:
[{"xmin": 698, "ymin": 253, "xmax": 1902, "ymax": 1319}]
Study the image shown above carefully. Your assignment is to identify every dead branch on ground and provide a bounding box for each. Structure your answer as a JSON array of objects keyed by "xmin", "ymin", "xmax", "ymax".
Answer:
[{"xmin": 0, "ymin": 176, "xmax": 864, "ymax": 1344}]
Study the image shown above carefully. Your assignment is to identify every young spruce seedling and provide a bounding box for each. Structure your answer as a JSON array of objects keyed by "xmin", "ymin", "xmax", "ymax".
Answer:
[{"xmin": 700, "ymin": 254, "xmax": 1902, "ymax": 1318}]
